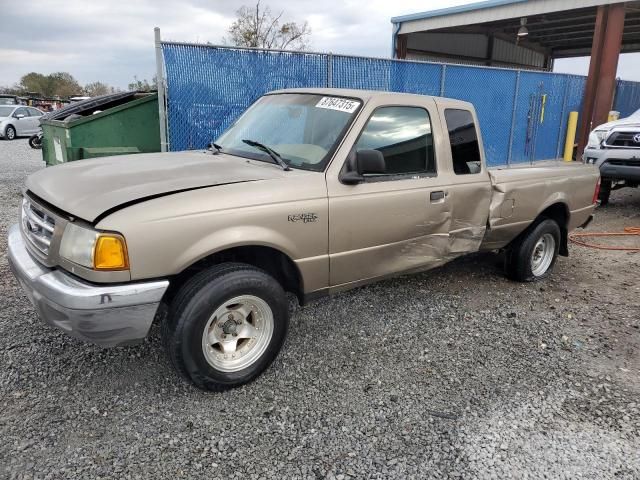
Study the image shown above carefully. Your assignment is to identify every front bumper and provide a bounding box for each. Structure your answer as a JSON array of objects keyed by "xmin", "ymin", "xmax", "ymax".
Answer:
[
  {"xmin": 7, "ymin": 224, "xmax": 169, "ymax": 347},
  {"xmin": 583, "ymin": 147, "xmax": 640, "ymax": 181}
]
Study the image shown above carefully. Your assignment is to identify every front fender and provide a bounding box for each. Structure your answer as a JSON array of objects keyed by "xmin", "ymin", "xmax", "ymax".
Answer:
[{"xmin": 175, "ymin": 225, "xmax": 301, "ymax": 274}]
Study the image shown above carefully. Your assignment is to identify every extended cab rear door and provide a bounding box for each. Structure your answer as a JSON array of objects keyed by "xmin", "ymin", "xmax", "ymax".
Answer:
[
  {"xmin": 325, "ymin": 95, "xmax": 455, "ymax": 289},
  {"xmin": 435, "ymin": 99, "xmax": 492, "ymax": 255}
]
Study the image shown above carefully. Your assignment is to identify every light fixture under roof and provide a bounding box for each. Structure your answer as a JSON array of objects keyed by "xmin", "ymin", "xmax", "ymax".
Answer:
[{"xmin": 517, "ymin": 17, "xmax": 529, "ymax": 37}]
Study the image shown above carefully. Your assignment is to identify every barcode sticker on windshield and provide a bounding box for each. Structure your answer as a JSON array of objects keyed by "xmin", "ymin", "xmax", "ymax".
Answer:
[{"xmin": 315, "ymin": 97, "xmax": 360, "ymax": 113}]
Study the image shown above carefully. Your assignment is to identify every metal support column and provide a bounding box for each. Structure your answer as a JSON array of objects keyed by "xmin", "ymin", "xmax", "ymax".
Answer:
[
  {"xmin": 154, "ymin": 27, "xmax": 169, "ymax": 153},
  {"xmin": 592, "ymin": 3, "xmax": 626, "ymax": 130},
  {"xmin": 396, "ymin": 34, "xmax": 408, "ymax": 59},
  {"xmin": 439, "ymin": 65, "xmax": 447, "ymax": 97},
  {"xmin": 576, "ymin": 6, "xmax": 608, "ymax": 159}
]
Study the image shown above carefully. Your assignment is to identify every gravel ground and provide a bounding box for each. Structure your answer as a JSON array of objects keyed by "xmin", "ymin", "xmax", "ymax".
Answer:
[{"xmin": 1, "ymin": 139, "xmax": 639, "ymax": 479}]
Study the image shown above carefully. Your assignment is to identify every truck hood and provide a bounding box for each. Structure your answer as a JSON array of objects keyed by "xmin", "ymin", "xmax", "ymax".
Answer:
[
  {"xmin": 26, "ymin": 151, "xmax": 291, "ymax": 222},
  {"xmin": 594, "ymin": 114, "xmax": 640, "ymax": 131}
]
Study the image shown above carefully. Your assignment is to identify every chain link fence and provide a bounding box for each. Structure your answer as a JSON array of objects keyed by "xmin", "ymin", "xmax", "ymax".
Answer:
[{"xmin": 159, "ymin": 40, "xmax": 640, "ymax": 166}]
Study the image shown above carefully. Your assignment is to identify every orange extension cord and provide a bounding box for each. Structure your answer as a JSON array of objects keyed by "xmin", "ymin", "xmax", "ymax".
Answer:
[{"xmin": 569, "ymin": 227, "xmax": 640, "ymax": 252}]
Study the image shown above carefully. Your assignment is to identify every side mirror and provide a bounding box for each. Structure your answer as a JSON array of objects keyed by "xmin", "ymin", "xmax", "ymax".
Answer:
[
  {"xmin": 14, "ymin": 113, "xmax": 25, "ymax": 119},
  {"xmin": 342, "ymin": 149, "xmax": 386, "ymax": 185},
  {"xmin": 356, "ymin": 149, "xmax": 386, "ymax": 175}
]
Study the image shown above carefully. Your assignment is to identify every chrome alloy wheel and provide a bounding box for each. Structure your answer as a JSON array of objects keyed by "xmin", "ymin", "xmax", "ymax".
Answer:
[
  {"xmin": 531, "ymin": 233, "xmax": 555, "ymax": 277},
  {"xmin": 201, "ymin": 295, "xmax": 274, "ymax": 372}
]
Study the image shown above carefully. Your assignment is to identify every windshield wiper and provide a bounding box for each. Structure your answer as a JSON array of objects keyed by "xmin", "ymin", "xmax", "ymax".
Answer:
[
  {"xmin": 208, "ymin": 142, "xmax": 223, "ymax": 154},
  {"xmin": 242, "ymin": 139, "xmax": 290, "ymax": 171}
]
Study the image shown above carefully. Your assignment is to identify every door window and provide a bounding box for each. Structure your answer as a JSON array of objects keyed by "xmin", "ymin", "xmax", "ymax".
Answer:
[
  {"xmin": 355, "ymin": 106, "xmax": 436, "ymax": 178},
  {"xmin": 14, "ymin": 107, "xmax": 28, "ymax": 117},
  {"xmin": 444, "ymin": 109, "xmax": 482, "ymax": 175},
  {"xmin": 28, "ymin": 108, "xmax": 43, "ymax": 117}
]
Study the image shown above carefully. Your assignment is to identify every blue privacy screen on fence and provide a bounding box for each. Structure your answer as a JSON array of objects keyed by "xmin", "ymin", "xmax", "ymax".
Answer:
[
  {"xmin": 442, "ymin": 65, "xmax": 517, "ymax": 165},
  {"xmin": 162, "ymin": 44, "xmax": 328, "ymax": 151},
  {"xmin": 614, "ymin": 80, "xmax": 640, "ymax": 118},
  {"xmin": 161, "ymin": 43, "xmax": 640, "ymax": 166}
]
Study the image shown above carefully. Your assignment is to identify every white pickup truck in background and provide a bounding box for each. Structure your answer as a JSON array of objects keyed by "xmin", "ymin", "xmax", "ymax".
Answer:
[{"xmin": 583, "ymin": 108, "xmax": 640, "ymax": 204}]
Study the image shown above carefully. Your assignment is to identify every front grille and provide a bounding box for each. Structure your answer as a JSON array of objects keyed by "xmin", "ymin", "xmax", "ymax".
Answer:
[
  {"xmin": 21, "ymin": 197, "xmax": 55, "ymax": 256},
  {"xmin": 605, "ymin": 131, "xmax": 640, "ymax": 148},
  {"xmin": 606, "ymin": 159, "xmax": 640, "ymax": 167}
]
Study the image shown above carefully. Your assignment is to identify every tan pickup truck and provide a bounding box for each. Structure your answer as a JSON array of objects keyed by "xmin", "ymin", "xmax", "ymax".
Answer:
[{"xmin": 8, "ymin": 88, "xmax": 599, "ymax": 391}]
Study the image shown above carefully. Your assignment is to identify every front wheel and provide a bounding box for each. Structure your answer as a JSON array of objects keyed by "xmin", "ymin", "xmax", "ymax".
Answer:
[
  {"xmin": 162, "ymin": 263, "xmax": 289, "ymax": 391},
  {"xmin": 29, "ymin": 134, "xmax": 42, "ymax": 149},
  {"xmin": 505, "ymin": 219, "xmax": 561, "ymax": 282},
  {"xmin": 4, "ymin": 125, "xmax": 16, "ymax": 140}
]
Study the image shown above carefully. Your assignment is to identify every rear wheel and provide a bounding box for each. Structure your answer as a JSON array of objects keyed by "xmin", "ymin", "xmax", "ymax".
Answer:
[
  {"xmin": 28, "ymin": 134, "xmax": 42, "ymax": 149},
  {"xmin": 162, "ymin": 263, "xmax": 289, "ymax": 391},
  {"xmin": 4, "ymin": 125, "xmax": 16, "ymax": 140},
  {"xmin": 505, "ymin": 219, "xmax": 561, "ymax": 282}
]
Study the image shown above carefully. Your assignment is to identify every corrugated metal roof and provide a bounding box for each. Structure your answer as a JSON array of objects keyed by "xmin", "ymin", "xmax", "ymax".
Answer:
[
  {"xmin": 393, "ymin": 0, "xmax": 621, "ymax": 34},
  {"xmin": 391, "ymin": 0, "xmax": 526, "ymax": 24},
  {"xmin": 390, "ymin": 0, "xmax": 640, "ymax": 61}
]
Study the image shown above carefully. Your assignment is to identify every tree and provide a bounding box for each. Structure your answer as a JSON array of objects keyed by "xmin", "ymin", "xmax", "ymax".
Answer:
[
  {"xmin": 48, "ymin": 72, "xmax": 83, "ymax": 97},
  {"xmin": 19, "ymin": 72, "xmax": 82, "ymax": 97},
  {"xmin": 19, "ymin": 72, "xmax": 49, "ymax": 94},
  {"xmin": 0, "ymin": 84, "xmax": 22, "ymax": 95},
  {"xmin": 128, "ymin": 76, "xmax": 157, "ymax": 92},
  {"xmin": 83, "ymin": 81, "xmax": 113, "ymax": 97},
  {"xmin": 226, "ymin": 1, "xmax": 311, "ymax": 50}
]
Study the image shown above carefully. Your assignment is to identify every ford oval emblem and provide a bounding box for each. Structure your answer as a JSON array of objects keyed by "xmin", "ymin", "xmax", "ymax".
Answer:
[{"xmin": 634, "ymin": 133, "xmax": 640, "ymax": 144}]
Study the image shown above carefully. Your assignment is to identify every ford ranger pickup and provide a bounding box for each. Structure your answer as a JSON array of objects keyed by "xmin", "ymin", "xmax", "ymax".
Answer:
[{"xmin": 8, "ymin": 88, "xmax": 600, "ymax": 391}]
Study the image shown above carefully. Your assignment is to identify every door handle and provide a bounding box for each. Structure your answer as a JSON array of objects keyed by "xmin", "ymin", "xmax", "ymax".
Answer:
[{"xmin": 430, "ymin": 190, "xmax": 446, "ymax": 202}]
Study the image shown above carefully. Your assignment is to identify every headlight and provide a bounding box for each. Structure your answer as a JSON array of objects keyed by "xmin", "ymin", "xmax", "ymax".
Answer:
[
  {"xmin": 586, "ymin": 130, "xmax": 608, "ymax": 148},
  {"xmin": 59, "ymin": 223, "xmax": 129, "ymax": 270}
]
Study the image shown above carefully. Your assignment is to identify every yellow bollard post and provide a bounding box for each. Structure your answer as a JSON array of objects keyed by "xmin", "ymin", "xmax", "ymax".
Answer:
[{"xmin": 563, "ymin": 111, "xmax": 579, "ymax": 161}]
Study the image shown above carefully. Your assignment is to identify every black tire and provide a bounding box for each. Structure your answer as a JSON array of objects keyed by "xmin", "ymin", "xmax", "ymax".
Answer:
[
  {"xmin": 505, "ymin": 219, "xmax": 561, "ymax": 282},
  {"xmin": 162, "ymin": 263, "xmax": 289, "ymax": 391},
  {"xmin": 28, "ymin": 134, "xmax": 42, "ymax": 149},
  {"xmin": 4, "ymin": 125, "xmax": 16, "ymax": 141},
  {"xmin": 598, "ymin": 179, "xmax": 611, "ymax": 206}
]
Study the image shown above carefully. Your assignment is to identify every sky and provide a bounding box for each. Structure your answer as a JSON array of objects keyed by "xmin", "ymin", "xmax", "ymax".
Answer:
[{"xmin": 1, "ymin": 0, "xmax": 639, "ymax": 89}]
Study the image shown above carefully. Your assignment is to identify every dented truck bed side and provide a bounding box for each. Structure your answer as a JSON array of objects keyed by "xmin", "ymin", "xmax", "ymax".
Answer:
[{"xmin": 482, "ymin": 161, "xmax": 599, "ymax": 251}]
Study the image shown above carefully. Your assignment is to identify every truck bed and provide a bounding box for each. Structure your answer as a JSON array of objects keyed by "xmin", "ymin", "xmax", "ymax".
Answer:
[{"xmin": 481, "ymin": 160, "xmax": 600, "ymax": 251}]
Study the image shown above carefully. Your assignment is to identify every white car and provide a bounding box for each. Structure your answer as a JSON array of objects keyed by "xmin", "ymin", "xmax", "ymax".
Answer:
[{"xmin": 0, "ymin": 105, "xmax": 45, "ymax": 140}]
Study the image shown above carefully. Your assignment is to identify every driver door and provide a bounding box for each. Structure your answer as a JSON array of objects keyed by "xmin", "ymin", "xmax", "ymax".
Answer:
[{"xmin": 326, "ymin": 98, "xmax": 454, "ymax": 289}]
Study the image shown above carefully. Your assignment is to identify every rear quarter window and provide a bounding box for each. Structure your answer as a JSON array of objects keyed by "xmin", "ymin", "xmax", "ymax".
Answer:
[{"xmin": 444, "ymin": 109, "xmax": 482, "ymax": 175}]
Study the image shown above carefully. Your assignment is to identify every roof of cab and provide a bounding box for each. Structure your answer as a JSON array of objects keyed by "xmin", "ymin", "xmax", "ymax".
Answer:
[{"xmin": 267, "ymin": 87, "xmax": 474, "ymax": 109}]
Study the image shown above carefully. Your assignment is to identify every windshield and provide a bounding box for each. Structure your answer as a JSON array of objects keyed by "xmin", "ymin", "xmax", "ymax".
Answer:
[
  {"xmin": 216, "ymin": 93, "xmax": 361, "ymax": 171},
  {"xmin": 0, "ymin": 106, "xmax": 15, "ymax": 117}
]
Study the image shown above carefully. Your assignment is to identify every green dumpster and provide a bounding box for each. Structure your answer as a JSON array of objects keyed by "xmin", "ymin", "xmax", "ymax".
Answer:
[{"xmin": 41, "ymin": 92, "xmax": 160, "ymax": 166}]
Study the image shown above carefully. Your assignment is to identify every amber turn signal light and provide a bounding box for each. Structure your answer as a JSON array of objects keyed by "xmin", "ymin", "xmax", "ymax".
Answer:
[{"xmin": 94, "ymin": 234, "xmax": 129, "ymax": 270}]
